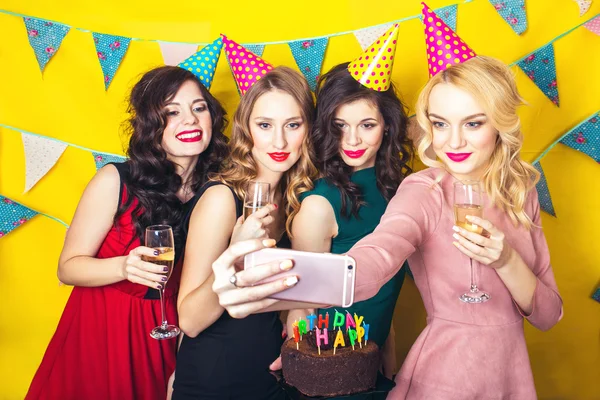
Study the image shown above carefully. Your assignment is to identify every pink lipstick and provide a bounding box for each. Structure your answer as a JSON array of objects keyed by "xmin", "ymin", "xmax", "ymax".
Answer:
[
  {"xmin": 176, "ymin": 129, "xmax": 203, "ymax": 143},
  {"xmin": 343, "ymin": 149, "xmax": 366, "ymax": 159},
  {"xmin": 446, "ymin": 152, "xmax": 472, "ymax": 162}
]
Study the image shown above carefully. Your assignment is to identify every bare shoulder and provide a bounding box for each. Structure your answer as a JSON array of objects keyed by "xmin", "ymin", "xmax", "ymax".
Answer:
[
  {"xmin": 297, "ymin": 195, "xmax": 335, "ymax": 221},
  {"xmin": 190, "ymin": 183, "xmax": 237, "ymax": 222}
]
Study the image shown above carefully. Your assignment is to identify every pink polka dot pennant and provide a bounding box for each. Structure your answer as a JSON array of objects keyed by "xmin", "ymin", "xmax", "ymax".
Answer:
[
  {"xmin": 221, "ymin": 34, "xmax": 274, "ymax": 96},
  {"xmin": 421, "ymin": 2, "xmax": 476, "ymax": 77},
  {"xmin": 347, "ymin": 23, "xmax": 399, "ymax": 92}
]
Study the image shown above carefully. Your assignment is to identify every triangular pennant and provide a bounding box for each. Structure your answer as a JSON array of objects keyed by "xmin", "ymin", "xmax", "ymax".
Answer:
[
  {"xmin": 0, "ymin": 196, "xmax": 39, "ymax": 238},
  {"xmin": 436, "ymin": 5, "xmax": 458, "ymax": 31},
  {"xmin": 574, "ymin": 0, "xmax": 592, "ymax": 16},
  {"xmin": 92, "ymin": 33, "xmax": 131, "ymax": 90},
  {"xmin": 178, "ymin": 37, "xmax": 223, "ymax": 90},
  {"xmin": 593, "ymin": 286, "xmax": 600, "ymax": 303},
  {"xmin": 488, "ymin": 0, "xmax": 528, "ymax": 35},
  {"xmin": 517, "ymin": 44, "xmax": 559, "ymax": 106},
  {"xmin": 288, "ymin": 37, "xmax": 329, "ymax": 91},
  {"xmin": 245, "ymin": 44, "xmax": 265, "ymax": 57},
  {"xmin": 584, "ymin": 15, "xmax": 600, "ymax": 35},
  {"xmin": 353, "ymin": 24, "xmax": 393, "ymax": 52},
  {"xmin": 559, "ymin": 113, "xmax": 600, "ymax": 162},
  {"xmin": 159, "ymin": 42, "xmax": 198, "ymax": 66},
  {"xmin": 21, "ymin": 133, "xmax": 68, "ymax": 193},
  {"xmin": 23, "ymin": 17, "xmax": 70, "ymax": 72},
  {"xmin": 533, "ymin": 162, "xmax": 556, "ymax": 217},
  {"xmin": 92, "ymin": 152, "xmax": 127, "ymax": 170}
]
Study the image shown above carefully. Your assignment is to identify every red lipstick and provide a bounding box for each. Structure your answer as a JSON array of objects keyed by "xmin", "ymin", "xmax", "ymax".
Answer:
[
  {"xmin": 268, "ymin": 152, "xmax": 290, "ymax": 162},
  {"xmin": 343, "ymin": 149, "xmax": 367, "ymax": 159},
  {"xmin": 446, "ymin": 152, "xmax": 472, "ymax": 162},
  {"xmin": 176, "ymin": 129, "xmax": 203, "ymax": 143}
]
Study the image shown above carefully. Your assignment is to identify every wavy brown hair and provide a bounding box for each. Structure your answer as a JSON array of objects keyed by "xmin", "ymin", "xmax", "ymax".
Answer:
[
  {"xmin": 313, "ymin": 62, "xmax": 413, "ymax": 218},
  {"xmin": 215, "ymin": 66, "xmax": 317, "ymax": 235},
  {"xmin": 415, "ymin": 56, "xmax": 539, "ymax": 228},
  {"xmin": 117, "ymin": 66, "xmax": 229, "ymax": 247}
]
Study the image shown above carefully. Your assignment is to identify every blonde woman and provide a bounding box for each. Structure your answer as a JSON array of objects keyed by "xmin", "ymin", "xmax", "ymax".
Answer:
[
  {"xmin": 208, "ymin": 56, "xmax": 563, "ymax": 399},
  {"xmin": 173, "ymin": 66, "xmax": 317, "ymax": 400}
]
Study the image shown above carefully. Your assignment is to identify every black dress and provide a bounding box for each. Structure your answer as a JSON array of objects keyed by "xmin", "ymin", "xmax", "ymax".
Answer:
[{"xmin": 173, "ymin": 181, "xmax": 287, "ymax": 400}]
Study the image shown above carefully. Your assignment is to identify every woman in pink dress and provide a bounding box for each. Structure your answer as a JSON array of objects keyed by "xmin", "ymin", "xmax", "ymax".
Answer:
[{"xmin": 207, "ymin": 55, "xmax": 563, "ymax": 400}]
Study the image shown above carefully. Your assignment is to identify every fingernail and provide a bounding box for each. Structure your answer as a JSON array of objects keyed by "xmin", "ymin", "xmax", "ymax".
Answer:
[
  {"xmin": 452, "ymin": 225, "xmax": 460, "ymax": 232},
  {"xmin": 452, "ymin": 233, "xmax": 460, "ymax": 240},
  {"xmin": 161, "ymin": 276, "xmax": 167, "ymax": 282},
  {"xmin": 163, "ymin": 267, "xmax": 169, "ymax": 272},
  {"xmin": 154, "ymin": 250, "xmax": 159, "ymax": 256},
  {"xmin": 263, "ymin": 239, "xmax": 276, "ymax": 247},
  {"xmin": 466, "ymin": 215, "xmax": 473, "ymax": 220},
  {"xmin": 156, "ymin": 284, "xmax": 163, "ymax": 289},
  {"xmin": 273, "ymin": 204, "xmax": 278, "ymax": 209},
  {"xmin": 280, "ymin": 260, "xmax": 293, "ymax": 270},
  {"xmin": 284, "ymin": 276, "xmax": 298, "ymax": 287},
  {"xmin": 452, "ymin": 241, "xmax": 459, "ymax": 247}
]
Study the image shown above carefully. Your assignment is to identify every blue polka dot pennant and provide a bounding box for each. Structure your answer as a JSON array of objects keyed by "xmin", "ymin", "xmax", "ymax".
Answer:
[
  {"xmin": 288, "ymin": 37, "xmax": 329, "ymax": 91},
  {"xmin": 488, "ymin": 0, "xmax": 528, "ymax": 35},
  {"xmin": 0, "ymin": 196, "xmax": 38, "ymax": 239},
  {"xmin": 23, "ymin": 17, "xmax": 70, "ymax": 73},
  {"xmin": 178, "ymin": 37, "xmax": 223, "ymax": 90},
  {"xmin": 517, "ymin": 44, "xmax": 559, "ymax": 107},
  {"xmin": 533, "ymin": 162, "xmax": 555, "ymax": 217},
  {"xmin": 559, "ymin": 113, "xmax": 600, "ymax": 163},
  {"xmin": 92, "ymin": 32, "xmax": 131, "ymax": 90},
  {"xmin": 244, "ymin": 44, "xmax": 265, "ymax": 57},
  {"xmin": 92, "ymin": 152, "xmax": 127, "ymax": 170}
]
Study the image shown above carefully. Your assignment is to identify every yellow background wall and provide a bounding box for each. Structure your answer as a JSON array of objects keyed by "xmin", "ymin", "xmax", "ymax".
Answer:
[{"xmin": 0, "ymin": 0, "xmax": 598, "ymax": 398}]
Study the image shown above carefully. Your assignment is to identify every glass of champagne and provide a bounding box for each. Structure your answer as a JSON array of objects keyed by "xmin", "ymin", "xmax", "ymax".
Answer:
[
  {"xmin": 244, "ymin": 181, "xmax": 271, "ymax": 221},
  {"xmin": 145, "ymin": 225, "xmax": 180, "ymax": 339},
  {"xmin": 454, "ymin": 180, "xmax": 491, "ymax": 304}
]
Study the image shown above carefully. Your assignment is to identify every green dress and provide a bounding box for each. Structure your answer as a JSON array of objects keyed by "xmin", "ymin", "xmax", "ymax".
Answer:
[{"xmin": 300, "ymin": 167, "xmax": 406, "ymax": 348}]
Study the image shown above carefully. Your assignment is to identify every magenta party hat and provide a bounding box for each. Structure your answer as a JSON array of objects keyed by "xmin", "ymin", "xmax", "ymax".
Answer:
[
  {"xmin": 348, "ymin": 23, "xmax": 400, "ymax": 92},
  {"xmin": 221, "ymin": 34, "xmax": 274, "ymax": 95},
  {"xmin": 421, "ymin": 2, "xmax": 476, "ymax": 77}
]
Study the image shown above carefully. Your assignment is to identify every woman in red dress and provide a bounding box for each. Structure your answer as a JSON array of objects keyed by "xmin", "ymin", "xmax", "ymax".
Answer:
[{"xmin": 26, "ymin": 66, "xmax": 229, "ymax": 400}]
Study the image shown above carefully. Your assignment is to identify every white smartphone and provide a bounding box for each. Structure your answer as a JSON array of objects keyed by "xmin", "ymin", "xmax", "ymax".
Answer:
[{"xmin": 244, "ymin": 248, "xmax": 356, "ymax": 307}]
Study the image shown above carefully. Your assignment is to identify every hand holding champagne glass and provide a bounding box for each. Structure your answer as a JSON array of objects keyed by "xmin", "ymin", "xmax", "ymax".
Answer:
[
  {"xmin": 231, "ymin": 182, "xmax": 277, "ymax": 244},
  {"xmin": 144, "ymin": 225, "xmax": 180, "ymax": 339},
  {"xmin": 244, "ymin": 182, "xmax": 271, "ymax": 221}
]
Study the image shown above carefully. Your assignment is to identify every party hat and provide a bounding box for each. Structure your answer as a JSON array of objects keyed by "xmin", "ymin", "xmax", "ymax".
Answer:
[
  {"xmin": 221, "ymin": 34, "xmax": 274, "ymax": 95},
  {"xmin": 421, "ymin": 2, "xmax": 476, "ymax": 77},
  {"xmin": 178, "ymin": 37, "xmax": 223, "ymax": 90},
  {"xmin": 348, "ymin": 23, "xmax": 399, "ymax": 92}
]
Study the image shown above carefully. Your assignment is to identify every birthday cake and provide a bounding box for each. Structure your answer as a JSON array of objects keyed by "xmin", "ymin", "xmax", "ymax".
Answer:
[{"xmin": 281, "ymin": 311, "xmax": 381, "ymax": 397}]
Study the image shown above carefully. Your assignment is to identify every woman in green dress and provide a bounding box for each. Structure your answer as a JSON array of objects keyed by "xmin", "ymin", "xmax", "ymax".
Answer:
[{"xmin": 290, "ymin": 62, "xmax": 414, "ymax": 381}]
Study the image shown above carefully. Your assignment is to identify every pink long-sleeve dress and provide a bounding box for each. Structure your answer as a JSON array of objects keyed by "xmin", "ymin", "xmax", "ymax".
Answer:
[{"xmin": 348, "ymin": 167, "xmax": 563, "ymax": 400}]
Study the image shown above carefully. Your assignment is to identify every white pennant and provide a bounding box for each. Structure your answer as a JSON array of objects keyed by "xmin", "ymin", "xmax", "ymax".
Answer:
[
  {"xmin": 158, "ymin": 42, "xmax": 199, "ymax": 66},
  {"xmin": 353, "ymin": 24, "xmax": 393, "ymax": 51},
  {"xmin": 22, "ymin": 133, "xmax": 67, "ymax": 193},
  {"xmin": 574, "ymin": 0, "xmax": 592, "ymax": 16}
]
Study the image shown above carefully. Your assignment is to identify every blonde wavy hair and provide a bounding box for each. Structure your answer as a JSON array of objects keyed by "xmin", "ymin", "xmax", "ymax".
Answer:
[
  {"xmin": 415, "ymin": 56, "xmax": 539, "ymax": 229},
  {"xmin": 214, "ymin": 66, "xmax": 317, "ymax": 236}
]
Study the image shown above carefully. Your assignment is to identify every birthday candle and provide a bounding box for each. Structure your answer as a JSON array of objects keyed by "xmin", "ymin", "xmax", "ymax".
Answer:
[
  {"xmin": 363, "ymin": 323, "xmax": 370, "ymax": 346},
  {"xmin": 345, "ymin": 311, "xmax": 356, "ymax": 331},
  {"xmin": 315, "ymin": 327, "xmax": 328, "ymax": 355},
  {"xmin": 357, "ymin": 326, "xmax": 365, "ymax": 348},
  {"xmin": 306, "ymin": 314, "xmax": 317, "ymax": 330},
  {"xmin": 293, "ymin": 322, "xmax": 300, "ymax": 350},
  {"xmin": 353, "ymin": 313, "xmax": 364, "ymax": 328},
  {"xmin": 348, "ymin": 329, "xmax": 358, "ymax": 350},
  {"xmin": 333, "ymin": 328, "xmax": 346, "ymax": 354},
  {"xmin": 298, "ymin": 319, "xmax": 307, "ymax": 339},
  {"xmin": 333, "ymin": 310, "xmax": 345, "ymax": 331},
  {"xmin": 317, "ymin": 312, "xmax": 329, "ymax": 330}
]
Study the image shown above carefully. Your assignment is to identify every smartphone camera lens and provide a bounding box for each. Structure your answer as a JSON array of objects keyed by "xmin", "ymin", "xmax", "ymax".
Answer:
[{"xmin": 348, "ymin": 265, "xmax": 353, "ymax": 270}]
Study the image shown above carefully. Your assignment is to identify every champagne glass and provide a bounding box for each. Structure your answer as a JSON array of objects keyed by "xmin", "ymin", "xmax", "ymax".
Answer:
[
  {"xmin": 145, "ymin": 225, "xmax": 180, "ymax": 339},
  {"xmin": 454, "ymin": 181, "xmax": 490, "ymax": 303},
  {"xmin": 243, "ymin": 182, "xmax": 271, "ymax": 221}
]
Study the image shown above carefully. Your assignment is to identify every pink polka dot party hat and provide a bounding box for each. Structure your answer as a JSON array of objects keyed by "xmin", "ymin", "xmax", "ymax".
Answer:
[
  {"xmin": 347, "ymin": 23, "xmax": 399, "ymax": 91},
  {"xmin": 421, "ymin": 2, "xmax": 476, "ymax": 77},
  {"xmin": 221, "ymin": 34, "xmax": 274, "ymax": 95}
]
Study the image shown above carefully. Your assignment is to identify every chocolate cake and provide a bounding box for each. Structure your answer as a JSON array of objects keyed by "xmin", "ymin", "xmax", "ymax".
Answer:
[{"xmin": 281, "ymin": 329, "xmax": 381, "ymax": 397}]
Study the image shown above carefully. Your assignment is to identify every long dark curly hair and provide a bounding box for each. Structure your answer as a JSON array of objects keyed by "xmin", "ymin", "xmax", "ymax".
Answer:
[
  {"xmin": 313, "ymin": 62, "xmax": 413, "ymax": 218},
  {"xmin": 116, "ymin": 66, "xmax": 229, "ymax": 247}
]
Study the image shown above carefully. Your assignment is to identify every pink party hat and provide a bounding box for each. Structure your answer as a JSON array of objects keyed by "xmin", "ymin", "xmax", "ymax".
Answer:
[
  {"xmin": 348, "ymin": 24, "xmax": 400, "ymax": 91},
  {"xmin": 221, "ymin": 34, "xmax": 274, "ymax": 95},
  {"xmin": 421, "ymin": 2, "xmax": 476, "ymax": 77}
]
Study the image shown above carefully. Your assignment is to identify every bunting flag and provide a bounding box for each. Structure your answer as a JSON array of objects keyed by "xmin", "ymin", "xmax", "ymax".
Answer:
[
  {"xmin": 288, "ymin": 37, "xmax": 329, "ymax": 91},
  {"xmin": 92, "ymin": 152, "xmax": 127, "ymax": 170},
  {"xmin": 488, "ymin": 0, "xmax": 528, "ymax": 35},
  {"xmin": 245, "ymin": 44, "xmax": 265, "ymax": 57},
  {"xmin": 21, "ymin": 133, "xmax": 67, "ymax": 193},
  {"xmin": 584, "ymin": 15, "xmax": 600, "ymax": 35},
  {"xmin": 178, "ymin": 37, "xmax": 224, "ymax": 90},
  {"xmin": 574, "ymin": 0, "xmax": 592, "ymax": 16},
  {"xmin": 158, "ymin": 42, "xmax": 198, "ymax": 66},
  {"xmin": 23, "ymin": 17, "xmax": 70, "ymax": 73},
  {"xmin": 92, "ymin": 33, "xmax": 131, "ymax": 90},
  {"xmin": 532, "ymin": 162, "xmax": 556, "ymax": 217},
  {"xmin": 517, "ymin": 44, "xmax": 559, "ymax": 106},
  {"xmin": 559, "ymin": 114, "xmax": 600, "ymax": 162},
  {"xmin": 593, "ymin": 286, "xmax": 600, "ymax": 303},
  {"xmin": 435, "ymin": 4, "xmax": 458, "ymax": 31},
  {"xmin": 0, "ymin": 196, "xmax": 39, "ymax": 238},
  {"xmin": 354, "ymin": 24, "xmax": 393, "ymax": 52}
]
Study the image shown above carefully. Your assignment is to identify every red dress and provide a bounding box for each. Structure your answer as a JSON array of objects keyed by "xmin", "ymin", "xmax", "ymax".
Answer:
[{"xmin": 26, "ymin": 165, "xmax": 182, "ymax": 400}]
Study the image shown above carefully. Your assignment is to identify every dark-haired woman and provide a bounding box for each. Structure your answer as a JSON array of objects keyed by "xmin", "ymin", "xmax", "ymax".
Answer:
[
  {"xmin": 290, "ymin": 62, "xmax": 413, "ymax": 381},
  {"xmin": 26, "ymin": 66, "xmax": 229, "ymax": 400}
]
